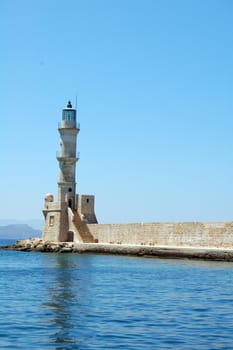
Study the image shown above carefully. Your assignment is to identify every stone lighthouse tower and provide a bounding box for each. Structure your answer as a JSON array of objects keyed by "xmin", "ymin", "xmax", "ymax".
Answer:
[
  {"xmin": 57, "ymin": 100, "xmax": 79, "ymax": 212},
  {"xmin": 42, "ymin": 101, "xmax": 97, "ymax": 242}
]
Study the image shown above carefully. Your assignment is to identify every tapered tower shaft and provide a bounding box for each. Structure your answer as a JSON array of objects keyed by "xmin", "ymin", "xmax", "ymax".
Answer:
[{"xmin": 57, "ymin": 101, "xmax": 79, "ymax": 209}]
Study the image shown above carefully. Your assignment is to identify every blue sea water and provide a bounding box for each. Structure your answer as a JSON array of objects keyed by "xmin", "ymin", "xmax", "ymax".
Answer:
[{"xmin": 1, "ymin": 239, "xmax": 233, "ymax": 349}]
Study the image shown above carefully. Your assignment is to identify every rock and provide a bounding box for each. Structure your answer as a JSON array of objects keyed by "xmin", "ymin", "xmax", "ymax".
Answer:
[
  {"xmin": 60, "ymin": 247, "xmax": 72, "ymax": 253},
  {"xmin": 34, "ymin": 244, "xmax": 46, "ymax": 252}
]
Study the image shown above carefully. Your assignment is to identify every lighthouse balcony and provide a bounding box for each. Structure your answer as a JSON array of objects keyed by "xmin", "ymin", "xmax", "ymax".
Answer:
[
  {"xmin": 58, "ymin": 121, "xmax": 80, "ymax": 130},
  {"xmin": 56, "ymin": 151, "xmax": 80, "ymax": 161}
]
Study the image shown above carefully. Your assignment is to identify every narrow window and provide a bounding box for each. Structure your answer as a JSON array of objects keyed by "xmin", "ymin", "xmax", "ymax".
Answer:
[
  {"xmin": 49, "ymin": 216, "xmax": 54, "ymax": 226},
  {"xmin": 86, "ymin": 198, "xmax": 89, "ymax": 203}
]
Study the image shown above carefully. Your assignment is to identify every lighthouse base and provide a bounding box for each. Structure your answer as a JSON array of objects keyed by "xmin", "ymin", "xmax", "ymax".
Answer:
[{"xmin": 42, "ymin": 195, "xmax": 97, "ymax": 242}]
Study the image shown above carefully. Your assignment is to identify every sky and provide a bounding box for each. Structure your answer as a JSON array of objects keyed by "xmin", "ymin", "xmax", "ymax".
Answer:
[{"xmin": 0, "ymin": 0, "xmax": 233, "ymax": 227}]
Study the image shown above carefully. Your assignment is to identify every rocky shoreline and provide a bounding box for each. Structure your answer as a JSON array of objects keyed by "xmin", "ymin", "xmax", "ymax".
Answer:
[{"xmin": 1, "ymin": 238, "xmax": 233, "ymax": 261}]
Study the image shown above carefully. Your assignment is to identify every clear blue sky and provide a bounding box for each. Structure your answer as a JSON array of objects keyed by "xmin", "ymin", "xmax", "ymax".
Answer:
[{"xmin": 0, "ymin": 0, "xmax": 233, "ymax": 226}]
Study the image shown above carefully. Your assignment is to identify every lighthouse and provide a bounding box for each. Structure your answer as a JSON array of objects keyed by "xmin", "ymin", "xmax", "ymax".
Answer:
[
  {"xmin": 42, "ymin": 101, "xmax": 97, "ymax": 243},
  {"xmin": 57, "ymin": 100, "xmax": 79, "ymax": 210}
]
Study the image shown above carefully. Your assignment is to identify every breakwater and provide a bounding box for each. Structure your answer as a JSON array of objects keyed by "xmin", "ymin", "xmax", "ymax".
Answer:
[
  {"xmin": 2, "ymin": 221, "xmax": 233, "ymax": 261},
  {"xmin": 3, "ymin": 238, "xmax": 233, "ymax": 261}
]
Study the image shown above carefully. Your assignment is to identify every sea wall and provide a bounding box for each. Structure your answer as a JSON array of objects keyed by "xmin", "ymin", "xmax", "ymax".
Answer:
[{"xmin": 87, "ymin": 222, "xmax": 233, "ymax": 248}]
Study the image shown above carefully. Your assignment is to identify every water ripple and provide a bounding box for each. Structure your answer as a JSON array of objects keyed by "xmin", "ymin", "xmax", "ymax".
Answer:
[{"xmin": 1, "ymin": 252, "xmax": 233, "ymax": 348}]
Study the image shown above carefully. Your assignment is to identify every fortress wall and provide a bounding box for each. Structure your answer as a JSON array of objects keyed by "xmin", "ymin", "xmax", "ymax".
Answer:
[{"xmin": 87, "ymin": 222, "xmax": 233, "ymax": 248}]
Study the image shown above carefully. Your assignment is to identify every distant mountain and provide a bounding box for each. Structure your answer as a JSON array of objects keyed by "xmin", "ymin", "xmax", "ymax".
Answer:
[
  {"xmin": 0, "ymin": 224, "xmax": 42, "ymax": 239},
  {"xmin": 0, "ymin": 219, "xmax": 43, "ymax": 230}
]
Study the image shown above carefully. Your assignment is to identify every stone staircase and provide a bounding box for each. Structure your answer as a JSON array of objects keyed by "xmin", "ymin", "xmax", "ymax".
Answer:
[{"xmin": 72, "ymin": 210, "xmax": 96, "ymax": 243}]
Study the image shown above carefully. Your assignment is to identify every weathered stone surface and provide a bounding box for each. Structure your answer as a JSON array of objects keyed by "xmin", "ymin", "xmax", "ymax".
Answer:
[
  {"xmin": 34, "ymin": 244, "xmax": 46, "ymax": 252},
  {"xmin": 87, "ymin": 222, "xmax": 233, "ymax": 248}
]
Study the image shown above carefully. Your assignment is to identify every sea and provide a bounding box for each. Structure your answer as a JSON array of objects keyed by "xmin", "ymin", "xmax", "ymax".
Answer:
[{"xmin": 1, "ymin": 239, "xmax": 233, "ymax": 349}]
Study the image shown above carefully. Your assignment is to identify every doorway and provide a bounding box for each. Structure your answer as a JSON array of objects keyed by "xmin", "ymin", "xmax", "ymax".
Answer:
[{"xmin": 67, "ymin": 231, "xmax": 74, "ymax": 242}]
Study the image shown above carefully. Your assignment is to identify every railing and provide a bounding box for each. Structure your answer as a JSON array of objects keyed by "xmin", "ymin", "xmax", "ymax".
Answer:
[
  {"xmin": 58, "ymin": 122, "xmax": 80, "ymax": 130},
  {"xmin": 56, "ymin": 151, "xmax": 80, "ymax": 160}
]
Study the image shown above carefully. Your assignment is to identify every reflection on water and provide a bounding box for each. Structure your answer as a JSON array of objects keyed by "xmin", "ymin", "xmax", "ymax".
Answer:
[
  {"xmin": 1, "ymin": 251, "xmax": 233, "ymax": 349},
  {"xmin": 44, "ymin": 256, "xmax": 78, "ymax": 347}
]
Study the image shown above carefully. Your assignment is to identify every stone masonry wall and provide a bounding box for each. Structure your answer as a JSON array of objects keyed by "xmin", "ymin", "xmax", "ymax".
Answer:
[
  {"xmin": 76, "ymin": 195, "xmax": 98, "ymax": 223},
  {"xmin": 87, "ymin": 222, "xmax": 233, "ymax": 248},
  {"xmin": 42, "ymin": 212, "xmax": 61, "ymax": 242}
]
